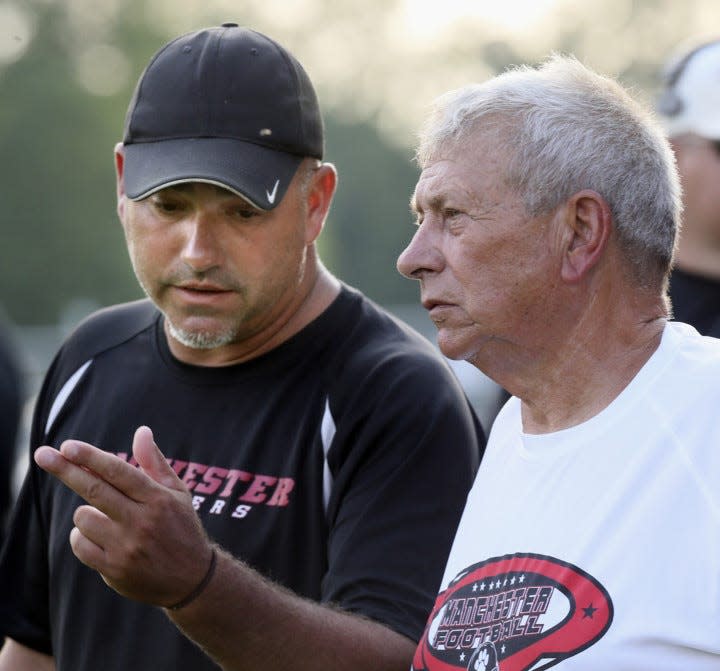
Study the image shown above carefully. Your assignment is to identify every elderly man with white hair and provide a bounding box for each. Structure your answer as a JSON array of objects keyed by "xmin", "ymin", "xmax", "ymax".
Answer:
[{"xmin": 399, "ymin": 55, "xmax": 720, "ymax": 670}]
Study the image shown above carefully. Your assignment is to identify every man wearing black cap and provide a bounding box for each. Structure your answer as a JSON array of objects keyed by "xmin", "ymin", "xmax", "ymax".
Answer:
[{"xmin": 0, "ymin": 25, "xmax": 483, "ymax": 671}]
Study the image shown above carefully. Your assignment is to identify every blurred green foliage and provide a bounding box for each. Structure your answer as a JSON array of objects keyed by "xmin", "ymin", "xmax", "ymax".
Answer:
[
  {"xmin": 0, "ymin": 1, "xmax": 424, "ymax": 324},
  {"xmin": 0, "ymin": 0, "xmax": 716, "ymax": 324}
]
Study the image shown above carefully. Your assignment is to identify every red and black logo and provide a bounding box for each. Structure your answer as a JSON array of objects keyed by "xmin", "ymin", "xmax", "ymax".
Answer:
[{"xmin": 412, "ymin": 553, "xmax": 613, "ymax": 671}]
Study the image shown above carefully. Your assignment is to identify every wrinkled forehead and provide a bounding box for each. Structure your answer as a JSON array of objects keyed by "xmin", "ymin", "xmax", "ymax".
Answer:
[
  {"xmin": 411, "ymin": 137, "xmax": 510, "ymax": 212},
  {"xmin": 411, "ymin": 160, "xmax": 464, "ymax": 213}
]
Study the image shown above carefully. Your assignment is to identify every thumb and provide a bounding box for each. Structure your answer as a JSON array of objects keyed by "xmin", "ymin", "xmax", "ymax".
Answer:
[{"xmin": 132, "ymin": 426, "xmax": 184, "ymax": 491}]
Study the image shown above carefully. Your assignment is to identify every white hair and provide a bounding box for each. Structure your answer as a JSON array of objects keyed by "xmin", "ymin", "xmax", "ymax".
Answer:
[{"xmin": 417, "ymin": 54, "xmax": 682, "ymax": 285}]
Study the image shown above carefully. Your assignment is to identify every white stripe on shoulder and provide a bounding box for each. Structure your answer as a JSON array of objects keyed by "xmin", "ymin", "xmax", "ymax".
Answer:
[
  {"xmin": 44, "ymin": 360, "xmax": 93, "ymax": 438},
  {"xmin": 320, "ymin": 396, "xmax": 336, "ymax": 513}
]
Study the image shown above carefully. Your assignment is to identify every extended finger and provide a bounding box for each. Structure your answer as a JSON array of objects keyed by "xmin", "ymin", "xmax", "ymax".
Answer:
[
  {"xmin": 53, "ymin": 439, "xmax": 159, "ymax": 502},
  {"xmin": 34, "ymin": 445, "xmax": 135, "ymax": 519},
  {"xmin": 132, "ymin": 426, "xmax": 187, "ymax": 491}
]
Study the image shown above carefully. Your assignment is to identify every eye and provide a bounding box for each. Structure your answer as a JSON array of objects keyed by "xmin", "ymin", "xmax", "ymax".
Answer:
[
  {"xmin": 150, "ymin": 195, "xmax": 185, "ymax": 214},
  {"xmin": 229, "ymin": 204, "xmax": 262, "ymax": 220},
  {"xmin": 444, "ymin": 208, "xmax": 461, "ymax": 219}
]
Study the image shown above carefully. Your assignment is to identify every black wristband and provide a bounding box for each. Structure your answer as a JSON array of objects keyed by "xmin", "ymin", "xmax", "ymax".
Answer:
[{"xmin": 167, "ymin": 547, "xmax": 218, "ymax": 611}]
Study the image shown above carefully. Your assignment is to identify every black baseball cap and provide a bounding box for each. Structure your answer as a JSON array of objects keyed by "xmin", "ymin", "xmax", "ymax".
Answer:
[{"xmin": 122, "ymin": 23, "xmax": 323, "ymax": 209}]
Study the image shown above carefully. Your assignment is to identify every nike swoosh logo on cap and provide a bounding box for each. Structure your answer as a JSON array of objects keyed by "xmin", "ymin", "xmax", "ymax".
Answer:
[{"xmin": 266, "ymin": 179, "xmax": 280, "ymax": 204}]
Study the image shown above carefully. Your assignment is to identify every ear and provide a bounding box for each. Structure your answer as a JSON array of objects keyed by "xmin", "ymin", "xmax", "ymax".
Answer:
[
  {"xmin": 304, "ymin": 163, "xmax": 337, "ymax": 244},
  {"xmin": 114, "ymin": 142, "xmax": 127, "ymax": 222},
  {"xmin": 560, "ymin": 189, "xmax": 612, "ymax": 283}
]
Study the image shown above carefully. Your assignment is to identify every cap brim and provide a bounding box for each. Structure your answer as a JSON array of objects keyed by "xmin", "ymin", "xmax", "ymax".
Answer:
[{"xmin": 123, "ymin": 138, "xmax": 305, "ymax": 210}]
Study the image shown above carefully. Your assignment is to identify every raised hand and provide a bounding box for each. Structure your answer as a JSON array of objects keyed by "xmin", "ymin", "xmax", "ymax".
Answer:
[{"xmin": 34, "ymin": 426, "xmax": 215, "ymax": 608}]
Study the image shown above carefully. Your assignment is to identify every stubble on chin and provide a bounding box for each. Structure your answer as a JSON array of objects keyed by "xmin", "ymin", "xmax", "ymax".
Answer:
[
  {"xmin": 165, "ymin": 319, "xmax": 237, "ymax": 351},
  {"xmin": 135, "ymin": 275, "xmax": 239, "ymax": 351}
]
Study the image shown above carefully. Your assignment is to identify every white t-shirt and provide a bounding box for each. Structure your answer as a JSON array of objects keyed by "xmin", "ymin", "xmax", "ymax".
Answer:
[{"xmin": 412, "ymin": 321, "xmax": 720, "ymax": 671}]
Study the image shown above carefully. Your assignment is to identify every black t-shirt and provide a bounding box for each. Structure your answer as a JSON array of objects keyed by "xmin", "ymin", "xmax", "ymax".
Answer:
[
  {"xmin": 669, "ymin": 267, "xmax": 720, "ymax": 336},
  {"xmin": 0, "ymin": 322, "xmax": 22, "ymax": 542},
  {"xmin": 0, "ymin": 285, "xmax": 483, "ymax": 670}
]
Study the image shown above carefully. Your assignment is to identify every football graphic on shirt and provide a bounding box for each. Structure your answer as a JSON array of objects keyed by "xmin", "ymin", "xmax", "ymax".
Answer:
[
  {"xmin": 467, "ymin": 642, "xmax": 499, "ymax": 671},
  {"xmin": 412, "ymin": 553, "xmax": 613, "ymax": 671}
]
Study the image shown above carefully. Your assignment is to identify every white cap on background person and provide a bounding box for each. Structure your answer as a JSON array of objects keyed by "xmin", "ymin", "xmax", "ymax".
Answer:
[{"xmin": 657, "ymin": 39, "xmax": 720, "ymax": 139}]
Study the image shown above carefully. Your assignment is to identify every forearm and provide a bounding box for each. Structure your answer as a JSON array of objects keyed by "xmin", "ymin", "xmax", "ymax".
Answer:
[{"xmin": 166, "ymin": 546, "xmax": 416, "ymax": 671}]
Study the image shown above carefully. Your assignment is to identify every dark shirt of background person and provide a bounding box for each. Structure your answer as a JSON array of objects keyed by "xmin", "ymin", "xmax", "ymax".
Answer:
[{"xmin": 0, "ymin": 316, "xmax": 23, "ymax": 544}]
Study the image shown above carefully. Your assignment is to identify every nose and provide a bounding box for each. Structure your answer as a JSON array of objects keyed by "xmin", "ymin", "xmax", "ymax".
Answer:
[
  {"xmin": 396, "ymin": 221, "xmax": 444, "ymax": 279},
  {"xmin": 181, "ymin": 215, "xmax": 222, "ymax": 274}
]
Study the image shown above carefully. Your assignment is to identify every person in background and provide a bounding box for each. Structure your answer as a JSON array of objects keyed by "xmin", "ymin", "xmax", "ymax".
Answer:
[
  {"xmin": 398, "ymin": 54, "xmax": 720, "ymax": 669},
  {"xmin": 656, "ymin": 38, "xmax": 720, "ymax": 336},
  {"xmin": 0, "ymin": 314, "xmax": 22, "ymax": 542},
  {"xmin": 0, "ymin": 24, "xmax": 483, "ymax": 671}
]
